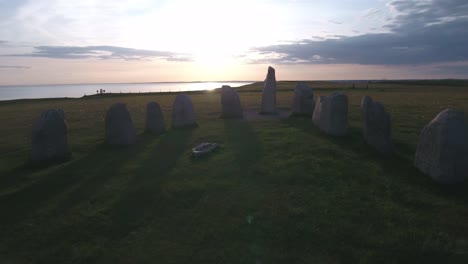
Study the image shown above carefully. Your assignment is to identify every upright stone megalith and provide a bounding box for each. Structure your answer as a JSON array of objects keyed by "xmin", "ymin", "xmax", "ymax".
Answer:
[
  {"xmin": 145, "ymin": 102, "xmax": 166, "ymax": 135},
  {"xmin": 414, "ymin": 109, "xmax": 468, "ymax": 184},
  {"xmin": 292, "ymin": 82, "xmax": 314, "ymax": 116},
  {"xmin": 220, "ymin": 85, "xmax": 243, "ymax": 118},
  {"xmin": 260, "ymin": 66, "xmax": 277, "ymax": 114},
  {"xmin": 312, "ymin": 93, "xmax": 348, "ymax": 136},
  {"xmin": 172, "ymin": 94, "xmax": 197, "ymax": 128},
  {"xmin": 361, "ymin": 96, "xmax": 392, "ymax": 156},
  {"xmin": 31, "ymin": 109, "xmax": 70, "ymax": 163},
  {"xmin": 105, "ymin": 103, "xmax": 136, "ymax": 146}
]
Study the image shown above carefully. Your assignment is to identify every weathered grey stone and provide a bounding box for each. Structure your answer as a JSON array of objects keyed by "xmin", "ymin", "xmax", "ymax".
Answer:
[
  {"xmin": 312, "ymin": 96, "xmax": 326, "ymax": 127},
  {"xmin": 292, "ymin": 82, "xmax": 314, "ymax": 116},
  {"xmin": 312, "ymin": 93, "xmax": 348, "ymax": 136},
  {"xmin": 220, "ymin": 85, "xmax": 243, "ymax": 118},
  {"xmin": 31, "ymin": 109, "xmax": 70, "ymax": 163},
  {"xmin": 260, "ymin": 66, "xmax": 277, "ymax": 114},
  {"xmin": 172, "ymin": 94, "xmax": 197, "ymax": 128},
  {"xmin": 414, "ymin": 109, "xmax": 468, "ymax": 184},
  {"xmin": 105, "ymin": 103, "xmax": 136, "ymax": 146},
  {"xmin": 145, "ymin": 102, "xmax": 166, "ymax": 135},
  {"xmin": 361, "ymin": 96, "xmax": 392, "ymax": 156}
]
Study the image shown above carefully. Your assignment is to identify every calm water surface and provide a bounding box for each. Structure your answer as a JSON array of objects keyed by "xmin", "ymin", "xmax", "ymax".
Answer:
[{"xmin": 0, "ymin": 82, "xmax": 254, "ymax": 101}]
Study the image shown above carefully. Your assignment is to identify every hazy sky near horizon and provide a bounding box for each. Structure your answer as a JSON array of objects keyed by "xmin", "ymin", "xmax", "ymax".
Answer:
[{"xmin": 0, "ymin": 0, "xmax": 467, "ymax": 85}]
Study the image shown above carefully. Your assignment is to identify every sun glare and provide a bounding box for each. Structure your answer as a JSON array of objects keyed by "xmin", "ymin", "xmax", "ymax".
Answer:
[
  {"xmin": 125, "ymin": 0, "xmax": 287, "ymax": 70},
  {"xmin": 193, "ymin": 50, "xmax": 232, "ymax": 67}
]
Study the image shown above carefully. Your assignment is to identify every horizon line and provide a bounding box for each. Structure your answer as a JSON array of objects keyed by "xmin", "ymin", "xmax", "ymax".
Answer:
[{"xmin": 1, "ymin": 78, "xmax": 467, "ymax": 87}]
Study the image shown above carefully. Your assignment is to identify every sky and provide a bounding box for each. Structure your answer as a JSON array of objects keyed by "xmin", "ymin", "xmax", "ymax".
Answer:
[{"xmin": 0, "ymin": 0, "xmax": 467, "ymax": 85}]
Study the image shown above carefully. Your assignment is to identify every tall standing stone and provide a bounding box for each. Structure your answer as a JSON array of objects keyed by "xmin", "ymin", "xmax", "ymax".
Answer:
[
  {"xmin": 312, "ymin": 93, "xmax": 348, "ymax": 136},
  {"xmin": 105, "ymin": 103, "xmax": 136, "ymax": 146},
  {"xmin": 220, "ymin": 85, "xmax": 243, "ymax": 118},
  {"xmin": 260, "ymin": 66, "xmax": 277, "ymax": 114},
  {"xmin": 361, "ymin": 96, "xmax": 392, "ymax": 156},
  {"xmin": 172, "ymin": 94, "xmax": 197, "ymax": 128},
  {"xmin": 414, "ymin": 109, "xmax": 468, "ymax": 184},
  {"xmin": 31, "ymin": 109, "xmax": 70, "ymax": 163},
  {"xmin": 292, "ymin": 82, "xmax": 314, "ymax": 116},
  {"xmin": 145, "ymin": 102, "xmax": 166, "ymax": 135}
]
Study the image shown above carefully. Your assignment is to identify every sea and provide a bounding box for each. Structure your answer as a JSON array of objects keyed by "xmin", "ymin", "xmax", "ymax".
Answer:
[{"xmin": 0, "ymin": 81, "xmax": 254, "ymax": 101}]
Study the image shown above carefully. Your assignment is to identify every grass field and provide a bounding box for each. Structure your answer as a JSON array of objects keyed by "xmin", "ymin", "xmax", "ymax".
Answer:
[{"xmin": 1, "ymin": 81, "xmax": 468, "ymax": 263}]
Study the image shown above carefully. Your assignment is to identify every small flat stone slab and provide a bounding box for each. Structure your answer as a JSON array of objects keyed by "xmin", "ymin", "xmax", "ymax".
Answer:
[{"xmin": 192, "ymin": 142, "xmax": 219, "ymax": 158}]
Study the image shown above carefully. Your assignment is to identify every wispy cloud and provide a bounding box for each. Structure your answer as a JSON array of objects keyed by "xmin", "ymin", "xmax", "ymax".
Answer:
[
  {"xmin": 328, "ymin": 19, "xmax": 343, "ymax": 25},
  {"xmin": 362, "ymin": 8, "xmax": 382, "ymax": 19},
  {"xmin": 5, "ymin": 45, "xmax": 193, "ymax": 61},
  {"xmin": 249, "ymin": 0, "xmax": 468, "ymax": 65},
  {"xmin": 0, "ymin": 65, "xmax": 31, "ymax": 69}
]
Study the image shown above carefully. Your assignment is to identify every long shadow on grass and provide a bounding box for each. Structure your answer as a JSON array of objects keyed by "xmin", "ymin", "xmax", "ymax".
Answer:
[
  {"xmin": 102, "ymin": 128, "xmax": 194, "ymax": 239},
  {"xmin": 0, "ymin": 134, "xmax": 161, "ymax": 226},
  {"xmin": 284, "ymin": 116, "xmax": 468, "ymax": 203},
  {"xmin": 51, "ymin": 132, "xmax": 168, "ymax": 215},
  {"xmin": 284, "ymin": 116, "xmax": 422, "ymax": 175},
  {"xmin": 283, "ymin": 117, "xmax": 468, "ymax": 261},
  {"xmin": 0, "ymin": 129, "xmax": 194, "ymax": 262},
  {"xmin": 283, "ymin": 116, "xmax": 374, "ymax": 159},
  {"xmin": 223, "ymin": 118, "xmax": 263, "ymax": 176}
]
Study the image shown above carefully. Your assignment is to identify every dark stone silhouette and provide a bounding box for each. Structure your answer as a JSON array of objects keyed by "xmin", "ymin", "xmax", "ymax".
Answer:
[
  {"xmin": 31, "ymin": 109, "xmax": 70, "ymax": 163},
  {"xmin": 105, "ymin": 103, "xmax": 136, "ymax": 146},
  {"xmin": 292, "ymin": 82, "xmax": 314, "ymax": 116},
  {"xmin": 220, "ymin": 85, "xmax": 243, "ymax": 118},
  {"xmin": 361, "ymin": 96, "xmax": 392, "ymax": 156},
  {"xmin": 260, "ymin": 66, "xmax": 277, "ymax": 114},
  {"xmin": 145, "ymin": 102, "xmax": 166, "ymax": 135},
  {"xmin": 312, "ymin": 93, "xmax": 348, "ymax": 136},
  {"xmin": 172, "ymin": 94, "xmax": 197, "ymax": 128}
]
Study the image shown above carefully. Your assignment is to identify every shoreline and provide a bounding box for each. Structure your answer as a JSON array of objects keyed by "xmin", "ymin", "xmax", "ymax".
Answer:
[
  {"xmin": 0, "ymin": 81, "xmax": 256, "ymax": 102},
  {"xmin": 2, "ymin": 79, "xmax": 468, "ymax": 103}
]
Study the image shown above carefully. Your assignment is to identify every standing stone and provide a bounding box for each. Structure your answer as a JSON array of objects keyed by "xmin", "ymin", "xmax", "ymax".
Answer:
[
  {"xmin": 292, "ymin": 82, "xmax": 314, "ymax": 116},
  {"xmin": 145, "ymin": 102, "xmax": 166, "ymax": 135},
  {"xmin": 414, "ymin": 109, "xmax": 468, "ymax": 184},
  {"xmin": 361, "ymin": 96, "xmax": 392, "ymax": 156},
  {"xmin": 105, "ymin": 103, "xmax": 136, "ymax": 146},
  {"xmin": 361, "ymin": 96, "xmax": 372, "ymax": 139},
  {"xmin": 220, "ymin": 85, "xmax": 243, "ymax": 118},
  {"xmin": 31, "ymin": 109, "xmax": 70, "ymax": 163},
  {"xmin": 312, "ymin": 93, "xmax": 348, "ymax": 136},
  {"xmin": 312, "ymin": 96, "xmax": 326, "ymax": 127},
  {"xmin": 260, "ymin": 66, "xmax": 277, "ymax": 114},
  {"xmin": 172, "ymin": 94, "xmax": 197, "ymax": 128}
]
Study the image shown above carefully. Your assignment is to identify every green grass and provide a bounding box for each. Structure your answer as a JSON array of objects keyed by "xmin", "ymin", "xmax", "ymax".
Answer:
[{"xmin": 1, "ymin": 81, "xmax": 468, "ymax": 263}]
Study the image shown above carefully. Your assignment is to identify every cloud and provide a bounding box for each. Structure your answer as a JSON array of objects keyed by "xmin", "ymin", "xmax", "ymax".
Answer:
[
  {"xmin": 328, "ymin": 19, "xmax": 343, "ymax": 25},
  {"xmin": 0, "ymin": 40, "xmax": 32, "ymax": 48},
  {"xmin": 362, "ymin": 8, "xmax": 382, "ymax": 19},
  {"xmin": 5, "ymin": 45, "xmax": 193, "ymax": 62},
  {"xmin": 250, "ymin": 0, "xmax": 468, "ymax": 65},
  {"xmin": 0, "ymin": 65, "xmax": 31, "ymax": 69}
]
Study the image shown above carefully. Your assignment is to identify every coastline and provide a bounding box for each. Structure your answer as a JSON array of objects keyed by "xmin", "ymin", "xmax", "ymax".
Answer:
[{"xmin": 0, "ymin": 81, "xmax": 255, "ymax": 102}]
